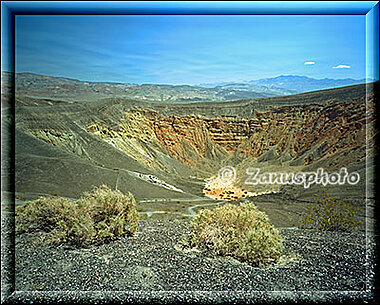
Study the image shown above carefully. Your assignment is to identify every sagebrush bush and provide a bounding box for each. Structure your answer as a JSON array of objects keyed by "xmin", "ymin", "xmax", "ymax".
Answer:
[
  {"xmin": 184, "ymin": 202, "xmax": 284, "ymax": 266},
  {"xmin": 16, "ymin": 185, "xmax": 139, "ymax": 247},
  {"xmin": 301, "ymin": 190, "xmax": 361, "ymax": 231}
]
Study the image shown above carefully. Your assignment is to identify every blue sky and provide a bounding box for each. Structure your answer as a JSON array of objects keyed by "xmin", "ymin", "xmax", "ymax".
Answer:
[{"xmin": 15, "ymin": 15, "xmax": 367, "ymax": 85}]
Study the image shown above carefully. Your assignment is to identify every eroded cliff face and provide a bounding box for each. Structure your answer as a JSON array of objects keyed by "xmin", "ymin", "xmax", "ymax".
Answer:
[
  {"xmin": 15, "ymin": 83, "xmax": 375, "ymax": 200},
  {"xmin": 86, "ymin": 95, "xmax": 373, "ymax": 171}
]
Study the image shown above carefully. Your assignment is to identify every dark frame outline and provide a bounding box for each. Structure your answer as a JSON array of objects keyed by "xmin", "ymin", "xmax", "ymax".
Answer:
[{"xmin": 1, "ymin": 1, "xmax": 379, "ymax": 304}]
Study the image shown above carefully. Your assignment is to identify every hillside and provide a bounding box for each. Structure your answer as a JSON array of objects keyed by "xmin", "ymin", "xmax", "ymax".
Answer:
[{"xmin": 9, "ymin": 81, "xmax": 375, "ymax": 207}]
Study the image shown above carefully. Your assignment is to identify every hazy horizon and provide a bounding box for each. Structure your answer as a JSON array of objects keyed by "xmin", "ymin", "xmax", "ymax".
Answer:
[{"xmin": 2, "ymin": 70, "xmax": 371, "ymax": 87}]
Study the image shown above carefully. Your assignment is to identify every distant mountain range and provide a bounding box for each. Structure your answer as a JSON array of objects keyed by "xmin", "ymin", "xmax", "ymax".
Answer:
[
  {"xmin": 2, "ymin": 72, "xmax": 371, "ymax": 105},
  {"xmin": 200, "ymin": 75, "xmax": 369, "ymax": 94},
  {"xmin": 2, "ymin": 72, "xmax": 294, "ymax": 104}
]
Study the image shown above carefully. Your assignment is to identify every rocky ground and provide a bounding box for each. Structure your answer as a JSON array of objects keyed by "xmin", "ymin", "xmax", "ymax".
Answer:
[{"xmin": 10, "ymin": 219, "xmax": 376, "ymax": 303}]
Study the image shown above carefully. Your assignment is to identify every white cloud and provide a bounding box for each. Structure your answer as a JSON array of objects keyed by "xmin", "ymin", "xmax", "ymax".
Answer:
[
  {"xmin": 333, "ymin": 64, "xmax": 351, "ymax": 69},
  {"xmin": 304, "ymin": 61, "xmax": 315, "ymax": 65}
]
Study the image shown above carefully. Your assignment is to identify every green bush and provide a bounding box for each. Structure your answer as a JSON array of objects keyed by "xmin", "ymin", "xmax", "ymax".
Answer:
[
  {"xmin": 184, "ymin": 202, "xmax": 284, "ymax": 267},
  {"xmin": 16, "ymin": 185, "xmax": 139, "ymax": 247},
  {"xmin": 301, "ymin": 190, "xmax": 361, "ymax": 231}
]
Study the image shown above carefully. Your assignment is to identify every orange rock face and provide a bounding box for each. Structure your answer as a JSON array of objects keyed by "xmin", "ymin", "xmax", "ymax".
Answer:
[
  {"xmin": 87, "ymin": 94, "xmax": 374, "ymax": 170},
  {"xmin": 147, "ymin": 95, "xmax": 374, "ymax": 167}
]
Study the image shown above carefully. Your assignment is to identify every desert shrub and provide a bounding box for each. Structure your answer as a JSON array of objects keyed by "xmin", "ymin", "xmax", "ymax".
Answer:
[
  {"xmin": 16, "ymin": 185, "xmax": 139, "ymax": 247},
  {"xmin": 16, "ymin": 196, "xmax": 81, "ymax": 232},
  {"xmin": 80, "ymin": 185, "xmax": 139, "ymax": 239},
  {"xmin": 301, "ymin": 190, "xmax": 361, "ymax": 231},
  {"xmin": 184, "ymin": 202, "xmax": 284, "ymax": 267}
]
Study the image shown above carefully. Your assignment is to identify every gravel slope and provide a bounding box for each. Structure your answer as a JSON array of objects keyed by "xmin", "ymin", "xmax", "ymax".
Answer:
[{"xmin": 12, "ymin": 219, "xmax": 376, "ymax": 303}]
